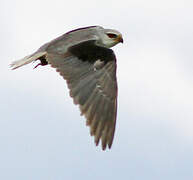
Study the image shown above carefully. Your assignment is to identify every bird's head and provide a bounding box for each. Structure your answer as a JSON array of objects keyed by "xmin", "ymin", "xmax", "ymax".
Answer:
[{"xmin": 98, "ymin": 29, "xmax": 123, "ymax": 48}]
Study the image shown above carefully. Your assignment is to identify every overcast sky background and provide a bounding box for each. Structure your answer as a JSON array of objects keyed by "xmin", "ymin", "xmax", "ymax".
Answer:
[{"xmin": 1, "ymin": 0, "xmax": 193, "ymax": 179}]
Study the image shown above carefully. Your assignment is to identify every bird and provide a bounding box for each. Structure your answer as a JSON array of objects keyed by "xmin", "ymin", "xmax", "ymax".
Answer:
[{"xmin": 11, "ymin": 26, "xmax": 123, "ymax": 150}]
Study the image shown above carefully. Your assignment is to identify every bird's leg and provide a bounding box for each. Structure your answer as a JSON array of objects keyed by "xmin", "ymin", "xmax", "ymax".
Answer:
[{"xmin": 33, "ymin": 56, "xmax": 48, "ymax": 69}]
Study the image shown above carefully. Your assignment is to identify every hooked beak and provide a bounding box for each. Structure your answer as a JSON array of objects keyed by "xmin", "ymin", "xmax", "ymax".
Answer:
[{"xmin": 117, "ymin": 35, "xmax": 123, "ymax": 43}]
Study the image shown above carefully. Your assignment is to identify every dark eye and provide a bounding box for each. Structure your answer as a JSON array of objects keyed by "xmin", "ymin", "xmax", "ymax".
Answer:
[{"xmin": 107, "ymin": 33, "xmax": 118, "ymax": 38}]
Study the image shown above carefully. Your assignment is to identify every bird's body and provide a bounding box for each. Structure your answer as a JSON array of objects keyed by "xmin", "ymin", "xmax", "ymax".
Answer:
[{"xmin": 11, "ymin": 26, "xmax": 123, "ymax": 150}]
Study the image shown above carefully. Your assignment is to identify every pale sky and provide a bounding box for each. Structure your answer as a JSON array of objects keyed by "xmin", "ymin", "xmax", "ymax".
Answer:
[{"xmin": 1, "ymin": 0, "xmax": 193, "ymax": 179}]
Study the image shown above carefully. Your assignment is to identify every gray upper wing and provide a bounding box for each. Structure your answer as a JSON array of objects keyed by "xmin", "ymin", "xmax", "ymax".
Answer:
[
  {"xmin": 39, "ymin": 26, "xmax": 103, "ymax": 54},
  {"xmin": 46, "ymin": 40, "xmax": 117, "ymax": 150}
]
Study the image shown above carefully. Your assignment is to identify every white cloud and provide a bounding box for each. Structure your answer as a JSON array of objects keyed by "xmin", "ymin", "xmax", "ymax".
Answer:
[{"xmin": 1, "ymin": 0, "xmax": 193, "ymax": 179}]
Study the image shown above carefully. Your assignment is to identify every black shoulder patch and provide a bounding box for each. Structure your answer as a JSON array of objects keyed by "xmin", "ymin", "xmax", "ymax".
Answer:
[{"xmin": 69, "ymin": 40, "xmax": 115, "ymax": 64}]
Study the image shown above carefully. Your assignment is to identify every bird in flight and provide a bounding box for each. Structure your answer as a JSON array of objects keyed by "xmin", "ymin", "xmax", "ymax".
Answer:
[{"xmin": 11, "ymin": 26, "xmax": 123, "ymax": 150}]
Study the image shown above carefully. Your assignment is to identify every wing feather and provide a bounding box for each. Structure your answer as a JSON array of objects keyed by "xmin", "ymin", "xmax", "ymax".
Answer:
[{"xmin": 46, "ymin": 42, "xmax": 117, "ymax": 150}]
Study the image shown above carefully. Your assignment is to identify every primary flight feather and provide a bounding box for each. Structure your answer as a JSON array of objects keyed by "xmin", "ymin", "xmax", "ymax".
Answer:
[{"xmin": 11, "ymin": 26, "xmax": 123, "ymax": 150}]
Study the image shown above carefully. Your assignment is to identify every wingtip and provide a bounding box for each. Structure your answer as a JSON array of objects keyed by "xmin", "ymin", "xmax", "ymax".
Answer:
[{"xmin": 102, "ymin": 144, "xmax": 107, "ymax": 151}]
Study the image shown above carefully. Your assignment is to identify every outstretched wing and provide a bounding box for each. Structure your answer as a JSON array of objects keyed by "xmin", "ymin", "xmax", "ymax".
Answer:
[{"xmin": 46, "ymin": 41, "xmax": 118, "ymax": 150}]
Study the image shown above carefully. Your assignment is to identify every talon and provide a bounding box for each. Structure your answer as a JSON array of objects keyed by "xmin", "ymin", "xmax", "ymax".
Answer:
[
  {"xmin": 33, "ymin": 57, "xmax": 48, "ymax": 69},
  {"xmin": 33, "ymin": 63, "xmax": 41, "ymax": 69}
]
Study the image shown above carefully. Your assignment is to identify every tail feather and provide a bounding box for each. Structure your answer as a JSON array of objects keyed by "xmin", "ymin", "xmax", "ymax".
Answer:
[{"xmin": 10, "ymin": 51, "xmax": 47, "ymax": 70}]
